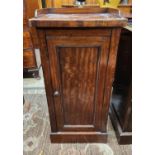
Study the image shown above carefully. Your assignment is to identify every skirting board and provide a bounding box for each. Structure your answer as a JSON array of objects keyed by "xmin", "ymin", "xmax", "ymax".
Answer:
[
  {"xmin": 50, "ymin": 132, "xmax": 107, "ymax": 143},
  {"xmin": 109, "ymin": 104, "xmax": 132, "ymax": 145}
]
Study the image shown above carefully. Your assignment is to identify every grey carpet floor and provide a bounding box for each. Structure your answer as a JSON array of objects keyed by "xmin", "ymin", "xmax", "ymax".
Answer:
[{"xmin": 23, "ymin": 94, "xmax": 131, "ymax": 155}]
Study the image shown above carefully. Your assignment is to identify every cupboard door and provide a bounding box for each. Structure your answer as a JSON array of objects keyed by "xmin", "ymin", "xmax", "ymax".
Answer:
[{"xmin": 46, "ymin": 36, "xmax": 110, "ymax": 132}]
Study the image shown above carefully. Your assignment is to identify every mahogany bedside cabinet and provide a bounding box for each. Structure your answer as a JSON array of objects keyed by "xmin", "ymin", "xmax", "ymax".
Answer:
[{"xmin": 29, "ymin": 8, "xmax": 127, "ymax": 143}]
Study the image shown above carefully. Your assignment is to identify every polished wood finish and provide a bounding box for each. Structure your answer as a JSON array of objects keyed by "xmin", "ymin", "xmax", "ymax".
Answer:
[
  {"xmin": 24, "ymin": 0, "xmax": 42, "ymax": 48},
  {"xmin": 30, "ymin": 8, "xmax": 127, "ymax": 143},
  {"xmin": 30, "ymin": 8, "xmax": 127, "ymax": 28},
  {"xmin": 23, "ymin": 0, "xmax": 38, "ymax": 78},
  {"xmin": 110, "ymin": 28, "xmax": 132, "ymax": 144},
  {"xmin": 23, "ymin": 31, "xmax": 33, "ymax": 49},
  {"xmin": 23, "ymin": 49, "xmax": 36, "ymax": 68},
  {"xmin": 36, "ymin": 7, "xmax": 118, "ymax": 15}
]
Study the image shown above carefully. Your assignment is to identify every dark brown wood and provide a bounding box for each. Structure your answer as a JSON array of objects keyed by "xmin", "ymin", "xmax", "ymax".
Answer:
[
  {"xmin": 24, "ymin": 0, "xmax": 41, "ymax": 48},
  {"xmin": 50, "ymin": 132, "xmax": 107, "ymax": 143},
  {"xmin": 29, "ymin": 8, "xmax": 127, "ymax": 28},
  {"xmin": 110, "ymin": 84, "xmax": 132, "ymax": 144},
  {"xmin": 109, "ymin": 98, "xmax": 132, "ymax": 144},
  {"xmin": 23, "ymin": 0, "xmax": 39, "ymax": 78},
  {"xmin": 110, "ymin": 28, "xmax": 132, "ymax": 144},
  {"xmin": 23, "ymin": 49, "xmax": 36, "ymax": 68},
  {"xmin": 30, "ymin": 8, "xmax": 127, "ymax": 143},
  {"xmin": 36, "ymin": 7, "xmax": 119, "ymax": 15},
  {"xmin": 37, "ymin": 30, "xmax": 57, "ymax": 132}
]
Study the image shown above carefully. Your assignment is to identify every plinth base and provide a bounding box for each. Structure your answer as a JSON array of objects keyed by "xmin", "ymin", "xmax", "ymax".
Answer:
[
  {"xmin": 109, "ymin": 104, "xmax": 132, "ymax": 145},
  {"xmin": 50, "ymin": 132, "xmax": 107, "ymax": 143}
]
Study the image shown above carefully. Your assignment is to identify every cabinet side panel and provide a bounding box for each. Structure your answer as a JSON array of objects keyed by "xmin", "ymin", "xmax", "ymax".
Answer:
[
  {"xmin": 103, "ymin": 28, "xmax": 122, "ymax": 128},
  {"xmin": 37, "ymin": 29, "xmax": 57, "ymax": 132}
]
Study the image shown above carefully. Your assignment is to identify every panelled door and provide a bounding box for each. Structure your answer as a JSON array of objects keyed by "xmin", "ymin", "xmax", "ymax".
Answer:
[{"xmin": 46, "ymin": 30, "xmax": 111, "ymax": 132}]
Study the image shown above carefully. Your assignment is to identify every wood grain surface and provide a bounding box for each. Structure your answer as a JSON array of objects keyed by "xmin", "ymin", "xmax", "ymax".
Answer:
[
  {"xmin": 29, "ymin": 8, "xmax": 127, "ymax": 28},
  {"xmin": 59, "ymin": 47, "xmax": 98, "ymax": 125}
]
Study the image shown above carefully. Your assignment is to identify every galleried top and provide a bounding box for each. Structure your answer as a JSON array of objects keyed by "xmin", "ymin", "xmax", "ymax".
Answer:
[{"xmin": 29, "ymin": 7, "xmax": 127, "ymax": 28}]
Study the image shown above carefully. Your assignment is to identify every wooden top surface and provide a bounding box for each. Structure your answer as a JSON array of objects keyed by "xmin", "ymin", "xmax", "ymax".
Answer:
[{"xmin": 29, "ymin": 8, "xmax": 127, "ymax": 28}]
